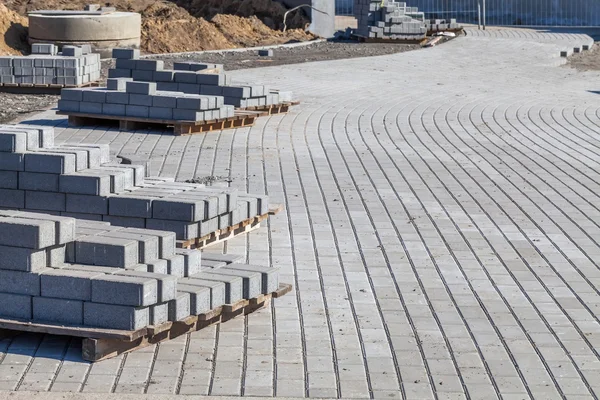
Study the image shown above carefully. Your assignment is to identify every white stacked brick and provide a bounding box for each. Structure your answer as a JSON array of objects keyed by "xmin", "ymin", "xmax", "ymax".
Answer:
[
  {"xmin": 0, "ymin": 44, "xmax": 101, "ymax": 86},
  {"xmin": 425, "ymin": 18, "xmax": 462, "ymax": 33},
  {"xmin": 354, "ymin": 0, "xmax": 428, "ymax": 40},
  {"xmin": 0, "ymin": 211, "xmax": 280, "ymax": 331},
  {"xmin": 0, "ymin": 125, "xmax": 269, "ymax": 240},
  {"xmin": 56, "ymin": 47, "xmax": 294, "ymax": 122},
  {"xmin": 58, "ymin": 79, "xmax": 236, "ymax": 122},
  {"xmin": 107, "ymin": 48, "xmax": 292, "ymax": 110}
]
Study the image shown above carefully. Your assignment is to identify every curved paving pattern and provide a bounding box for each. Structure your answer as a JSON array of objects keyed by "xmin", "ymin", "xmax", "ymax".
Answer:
[{"xmin": 3, "ymin": 28, "xmax": 600, "ymax": 399}]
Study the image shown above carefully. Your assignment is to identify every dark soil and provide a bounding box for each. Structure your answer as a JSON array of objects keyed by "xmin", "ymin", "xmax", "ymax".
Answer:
[
  {"xmin": 0, "ymin": 93, "xmax": 59, "ymax": 124},
  {"xmin": 147, "ymin": 40, "xmax": 421, "ymax": 71}
]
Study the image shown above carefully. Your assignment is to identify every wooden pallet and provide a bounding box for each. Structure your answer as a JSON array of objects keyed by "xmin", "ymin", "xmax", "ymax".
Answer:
[
  {"xmin": 239, "ymin": 101, "xmax": 300, "ymax": 116},
  {"xmin": 0, "ymin": 81, "xmax": 100, "ymax": 95},
  {"xmin": 354, "ymin": 34, "xmax": 428, "ymax": 45},
  {"xmin": 0, "ymin": 283, "xmax": 292, "ymax": 362},
  {"xmin": 177, "ymin": 204, "xmax": 284, "ymax": 250},
  {"xmin": 56, "ymin": 110, "xmax": 261, "ymax": 135}
]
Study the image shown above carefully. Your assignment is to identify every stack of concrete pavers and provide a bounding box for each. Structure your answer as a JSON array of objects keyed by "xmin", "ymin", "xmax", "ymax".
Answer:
[
  {"xmin": 0, "ymin": 124, "xmax": 269, "ymax": 240},
  {"xmin": 57, "ymin": 79, "xmax": 236, "ymax": 121},
  {"xmin": 0, "ymin": 44, "xmax": 101, "ymax": 85},
  {"xmin": 0, "ymin": 212, "xmax": 280, "ymax": 330},
  {"xmin": 425, "ymin": 18, "xmax": 461, "ymax": 33},
  {"xmin": 108, "ymin": 48, "xmax": 293, "ymax": 109},
  {"xmin": 354, "ymin": 0, "xmax": 427, "ymax": 40}
]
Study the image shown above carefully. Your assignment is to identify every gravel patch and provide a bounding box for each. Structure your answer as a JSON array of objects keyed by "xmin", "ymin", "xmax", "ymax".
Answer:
[{"xmin": 147, "ymin": 40, "xmax": 421, "ymax": 71}]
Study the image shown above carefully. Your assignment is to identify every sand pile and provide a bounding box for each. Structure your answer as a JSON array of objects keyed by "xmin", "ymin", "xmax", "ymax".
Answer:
[
  {"xmin": 0, "ymin": 3, "xmax": 29, "ymax": 55},
  {"xmin": 1, "ymin": 0, "xmax": 314, "ymax": 55}
]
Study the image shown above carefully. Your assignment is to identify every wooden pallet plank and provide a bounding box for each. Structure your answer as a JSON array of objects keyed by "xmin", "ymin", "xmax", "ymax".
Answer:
[
  {"xmin": 178, "ymin": 221, "xmax": 261, "ymax": 250},
  {"xmin": 81, "ymin": 283, "xmax": 292, "ymax": 361},
  {"xmin": 238, "ymin": 101, "xmax": 299, "ymax": 116},
  {"xmin": 82, "ymin": 327, "xmax": 171, "ymax": 362},
  {"xmin": 0, "ymin": 318, "xmax": 143, "ymax": 341},
  {"xmin": 272, "ymin": 283, "xmax": 293, "ymax": 298},
  {"xmin": 269, "ymin": 203, "xmax": 284, "ymax": 215},
  {"xmin": 57, "ymin": 110, "xmax": 257, "ymax": 135},
  {"xmin": 0, "ymin": 284, "xmax": 291, "ymax": 362},
  {"xmin": 176, "ymin": 204, "xmax": 283, "ymax": 250},
  {"xmin": 198, "ymin": 306, "xmax": 223, "ymax": 322}
]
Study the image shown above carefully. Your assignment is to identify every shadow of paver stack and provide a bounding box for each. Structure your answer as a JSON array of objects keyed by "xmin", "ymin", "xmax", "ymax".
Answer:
[
  {"xmin": 0, "ymin": 44, "xmax": 101, "ymax": 86},
  {"xmin": 56, "ymin": 48, "xmax": 293, "ymax": 122},
  {"xmin": 354, "ymin": 0, "xmax": 428, "ymax": 40},
  {"xmin": 0, "ymin": 212, "xmax": 279, "ymax": 330},
  {"xmin": 0, "ymin": 124, "xmax": 269, "ymax": 240}
]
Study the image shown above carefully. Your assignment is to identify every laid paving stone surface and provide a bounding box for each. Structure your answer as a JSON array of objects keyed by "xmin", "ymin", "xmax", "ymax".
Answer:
[{"xmin": 1, "ymin": 28, "xmax": 600, "ymax": 398}]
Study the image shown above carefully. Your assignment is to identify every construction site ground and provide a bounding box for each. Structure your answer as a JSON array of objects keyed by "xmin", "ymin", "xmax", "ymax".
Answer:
[
  {"xmin": 148, "ymin": 41, "xmax": 421, "ymax": 74},
  {"xmin": 1, "ymin": 27, "xmax": 600, "ymax": 398},
  {"xmin": 0, "ymin": 41, "xmax": 420, "ymax": 124}
]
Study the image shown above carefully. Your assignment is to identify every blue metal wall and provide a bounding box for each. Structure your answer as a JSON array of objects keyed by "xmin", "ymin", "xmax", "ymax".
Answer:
[
  {"xmin": 336, "ymin": 0, "xmax": 354, "ymax": 15},
  {"xmin": 410, "ymin": 0, "xmax": 600, "ymax": 26},
  {"xmin": 341, "ymin": 0, "xmax": 600, "ymax": 26}
]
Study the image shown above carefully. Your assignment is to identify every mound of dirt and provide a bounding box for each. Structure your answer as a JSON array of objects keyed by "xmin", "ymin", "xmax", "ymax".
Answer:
[
  {"xmin": 0, "ymin": 3, "xmax": 29, "ymax": 55},
  {"xmin": 140, "ymin": 2, "xmax": 232, "ymax": 54},
  {"xmin": 1, "ymin": 0, "xmax": 314, "ymax": 55},
  {"xmin": 211, "ymin": 14, "xmax": 312, "ymax": 48},
  {"xmin": 171, "ymin": 0, "xmax": 309, "ymax": 30}
]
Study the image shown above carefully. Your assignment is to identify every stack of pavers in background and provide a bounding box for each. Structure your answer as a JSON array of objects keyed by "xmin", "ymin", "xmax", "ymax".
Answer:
[
  {"xmin": 353, "ymin": 0, "xmax": 427, "ymax": 40},
  {"xmin": 0, "ymin": 43, "xmax": 101, "ymax": 86},
  {"xmin": 107, "ymin": 48, "xmax": 293, "ymax": 109},
  {"xmin": 425, "ymin": 18, "xmax": 461, "ymax": 33},
  {"xmin": 0, "ymin": 124, "xmax": 269, "ymax": 242},
  {"xmin": 58, "ymin": 77, "xmax": 235, "ymax": 121},
  {"xmin": 0, "ymin": 212, "xmax": 280, "ymax": 330}
]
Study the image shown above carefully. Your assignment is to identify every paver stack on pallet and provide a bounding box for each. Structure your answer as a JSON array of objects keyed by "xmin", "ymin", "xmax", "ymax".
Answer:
[
  {"xmin": 58, "ymin": 79, "xmax": 236, "ymax": 121},
  {"xmin": 56, "ymin": 48, "xmax": 297, "ymax": 134},
  {"xmin": 0, "ymin": 44, "xmax": 101, "ymax": 87},
  {"xmin": 425, "ymin": 18, "xmax": 462, "ymax": 33},
  {"xmin": 0, "ymin": 124, "xmax": 273, "ymax": 247},
  {"xmin": 108, "ymin": 49, "xmax": 293, "ymax": 110},
  {"xmin": 0, "ymin": 211, "xmax": 289, "ymax": 361},
  {"xmin": 353, "ymin": 0, "xmax": 428, "ymax": 40}
]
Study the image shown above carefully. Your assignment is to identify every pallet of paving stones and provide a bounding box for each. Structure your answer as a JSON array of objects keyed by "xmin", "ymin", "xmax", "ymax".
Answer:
[
  {"xmin": 56, "ymin": 110, "xmax": 261, "ymax": 135},
  {"xmin": 0, "ymin": 283, "xmax": 292, "ymax": 362},
  {"xmin": 0, "ymin": 208, "xmax": 287, "ymax": 361},
  {"xmin": 177, "ymin": 204, "xmax": 283, "ymax": 250},
  {"xmin": 238, "ymin": 101, "xmax": 301, "ymax": 116},
  {"xmin": 53, "ymin": 48, "xmax": 295, "ymax": 134},
  {"xmin": 0, "ymin": 124, "xmax": 273, "ymax": 242},
  {"xmin": 104, "ymin": 49, "xmax": 291, "ymax": 111},
  {"xmin": 355, "ymin": 1, "xmax": 428, "ymax": 40},
  {"xmin": 0, "ymin": 43, "xmax": 102, "ymax": 94}
]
